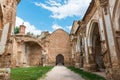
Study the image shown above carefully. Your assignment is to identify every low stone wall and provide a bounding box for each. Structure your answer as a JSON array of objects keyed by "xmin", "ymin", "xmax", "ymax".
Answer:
[{"xmin": 0, "ymin": 68, "xmax": 10, "ymax": 80}]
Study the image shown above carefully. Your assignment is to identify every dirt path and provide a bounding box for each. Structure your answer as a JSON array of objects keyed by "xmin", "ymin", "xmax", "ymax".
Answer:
[{"xmin": 40, "ymin": 66, "xmax": 84, "ymax": 80}]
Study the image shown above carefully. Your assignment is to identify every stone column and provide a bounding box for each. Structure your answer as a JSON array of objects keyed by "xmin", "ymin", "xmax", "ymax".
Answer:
[
  {"xmin": 87, "ymin": 46, "xmax": 97, "ymax": 71},
  {"xmin": 84, "ymin": 37, "xmax": 96, "ymax": 71},
  {"xmin": 22, "ymin": 44, "xmax": 28, "ymax": 67},
  {"xmin": 42, "ymin": 50, "xmax": 46, "ymax": 66},
  {"xmin": 79, "ymin": 53, "xmax": 83, "ymax": 68},
  {"xmin": 99, "ymin": 0, "xmax": 120, "ymax": 79},
  {"xmin": 0, "ymin": 23, "xmax": 10, "ymax": 55},
  {"xmin": 75, "ymin": 52, "xmax": 80, "ymax": 68}
]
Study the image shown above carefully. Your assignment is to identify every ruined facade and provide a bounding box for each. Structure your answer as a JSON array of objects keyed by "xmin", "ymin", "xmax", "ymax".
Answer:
[
  {"xmin": 0, "ymin": 0, "xmax": 20, "ymax": 79},
  {"xmin": 10, "ymin": 26, "xmax": 72, "ymax": 67},
  {"xmin": 70, "ymin": 0, "xmax": 120, "ymax": 80},
  {"xmin": 1, "ymin": 0, "xmax": 119, "ymax": 80},
  {"xmin": 0, "ymin": 0, "xmax": 20, "ymax": 67},
  {"xmin": 46, "ymin": 29, "xmax": 71, "ymax": 66}
]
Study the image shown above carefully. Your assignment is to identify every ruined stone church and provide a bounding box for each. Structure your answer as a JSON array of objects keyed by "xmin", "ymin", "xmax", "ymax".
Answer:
[
  {"xmin": 0, "ymin": 0, "xmax": 120, "ymax": 80},
  {"xmin": 70, "ymin": 0, "xmax": 120, "ymax": 80},
  {"xmin": 10, "ymin": 25, "xmax": 71, "ymax": 67}
]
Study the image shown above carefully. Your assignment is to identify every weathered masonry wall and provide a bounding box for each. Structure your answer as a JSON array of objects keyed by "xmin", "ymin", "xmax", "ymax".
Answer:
[{"xmin": 70, "ymin": 0, "xmax": 120, "ymax": 80}]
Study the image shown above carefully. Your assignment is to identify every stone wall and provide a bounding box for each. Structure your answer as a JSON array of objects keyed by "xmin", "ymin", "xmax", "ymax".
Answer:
[
  {"xmin": 25, "ymin": 42, "xmax": 42, "ymax": 66},
  {"xmin": 11, "ymin": 36, "xmax": 43, "ymax": 67},
  {"xmin": 47, "ymin": 29, "xmax": 71, "ymax": 66},
  {"xmin": 10, "ymin": 29, "xmax": 72, "ymax": 67},
  {"xmin": 70, "ymin": 0, "xmax": 120, "ymax": 80},
  {"xmin": 0, "ymin": 0, "xmax": 20, "ymax": 79}
]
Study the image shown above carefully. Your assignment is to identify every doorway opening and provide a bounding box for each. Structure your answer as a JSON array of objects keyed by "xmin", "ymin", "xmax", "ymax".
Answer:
[
  {"xmin": 56, "ymin": 54, "xmax": 64, "ymax": 65},
  {"xmin": 89, "ymin": 22, "xmax": 105, "ymax": 71}
]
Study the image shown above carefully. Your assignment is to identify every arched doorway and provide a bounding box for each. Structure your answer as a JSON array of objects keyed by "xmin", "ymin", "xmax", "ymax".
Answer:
[
  {"xmin": 56, "ymin": 54, "xmax": 64, "ymax": 65},
  {"xmin": 89, "ymin": 22, "xmax": 105, "ymax": 71}
]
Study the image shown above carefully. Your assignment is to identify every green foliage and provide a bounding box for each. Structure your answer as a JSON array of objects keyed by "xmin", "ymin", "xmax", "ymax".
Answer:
[
  {"xmin": 67, "ymin": 66, "xmax": 106, "ymax": 80},
  {"xmin": 14, "ymin": 27, "xmax": 20, "ymax": 34},
  {"xmin": 11, "ymin": 66, "xmax": 53, "ymax": 80}
]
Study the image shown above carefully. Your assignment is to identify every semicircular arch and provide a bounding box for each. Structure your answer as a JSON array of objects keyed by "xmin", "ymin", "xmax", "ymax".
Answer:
[
  {"xmin": 20, "ymin": 36, "xmax": 44, "ymax": 50},
  {"xmin": 24, "ymin": 40, "xmax": 44, "ymax": 50}
]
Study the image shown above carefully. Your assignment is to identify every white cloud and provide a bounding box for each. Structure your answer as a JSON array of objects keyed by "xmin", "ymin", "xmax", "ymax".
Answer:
[
  {"xmin": 45, "ymin": 0, "xmax": 62, "ymax": 6},
  {"xmin": 52, "ymin": 23, "xmax": 63, "ymax": 30},
  {"xmin": 34, "ymin": 0, "xmax": 91, "ymax": 19},
  {"xmin": 15, "ymin": 16, "xmax": 42, "ymax": 35},
  {"xmin": 66, "ymin": 25, "xmax": 72, "ymax": 30}
]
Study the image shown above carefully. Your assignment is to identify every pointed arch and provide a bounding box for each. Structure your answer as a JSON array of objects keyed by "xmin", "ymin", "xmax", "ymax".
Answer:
[
  {"xmin": 87, "ymin": 20, "xmax": 105, "ymax": 71},
  {"xmin": 87, "ymin": 19, "xmax": 100, "ymax": 47}
]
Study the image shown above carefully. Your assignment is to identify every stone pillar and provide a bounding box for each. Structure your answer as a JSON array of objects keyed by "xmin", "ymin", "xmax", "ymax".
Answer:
[
  {"xmin": 0, "ymin": 23, "xmax": 10, "ymax": 55},
  {"xmin": 84, "ymin": 37, "xmax": 96, "ymax": 71},
  {"xmin": 86, "ymin": 46, "xmax": 96, "ymax": 71},
  {"xmin": 74, "ymin": 52, "xmax": 80, "ymax": 68},
  {"xmin": 84, "ymin": 37, "xmax": 90, "ymax": 70},
  {"xmin": 99, "ymin": 0, "xmax": 120, "ymax": 79},
  {"xmin": 22, "ymin": 44, "xmax": 28, "ymax": 67},
  {"xmin": 79, "ymin": 53, "xmax": 83, "ymax": 68},
  {"xmin": 42, "ymin": 51, "xmax": 46, "ymax": 66}
]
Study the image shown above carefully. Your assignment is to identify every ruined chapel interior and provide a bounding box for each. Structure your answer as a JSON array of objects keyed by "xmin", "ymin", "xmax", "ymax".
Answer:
[{"xmin": 0, "ymin": 0, "xmax": 120, "ymax": 80}]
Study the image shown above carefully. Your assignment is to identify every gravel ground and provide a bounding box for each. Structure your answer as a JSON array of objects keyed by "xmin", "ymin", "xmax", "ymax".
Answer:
[{"xmin": 40, "ymin": 65, "xmax": 84, "ymax": 80}]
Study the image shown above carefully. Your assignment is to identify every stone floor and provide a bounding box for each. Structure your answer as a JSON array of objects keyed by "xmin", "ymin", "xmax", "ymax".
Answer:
[{"xmin": 39, "ymin": 65, "xmax": 84, "ymax": 80}]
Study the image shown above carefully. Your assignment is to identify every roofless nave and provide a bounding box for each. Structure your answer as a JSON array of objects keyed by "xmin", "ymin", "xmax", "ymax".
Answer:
[{"xmin": 0, "ymin": 0, "xmax": 120, "ymax": 80}]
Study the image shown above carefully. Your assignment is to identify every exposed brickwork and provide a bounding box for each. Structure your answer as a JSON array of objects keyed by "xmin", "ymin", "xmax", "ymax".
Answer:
[
  {"xmin": 47, "ymin": 29, "xmax": 71, "ymax": 66},
  {"xmin": 0, "ymin": 0, "xmax": 20, "ymax": 79},
  {"xmin": 10, "ymin": 29, "xmax": 72, "ymax": 67},
  {"xmin": 70, "ymin": 0, "xmax": 120, "ymax": 80}
]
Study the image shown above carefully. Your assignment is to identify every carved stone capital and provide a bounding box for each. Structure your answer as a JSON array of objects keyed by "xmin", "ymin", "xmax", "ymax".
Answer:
[
  {"xmin": 99, "ymin": 0, "xmax": 109, "ymax": 15},
  {"xmin": 99, "ymin": 0, "xmax": 109, "ymax": 7}
]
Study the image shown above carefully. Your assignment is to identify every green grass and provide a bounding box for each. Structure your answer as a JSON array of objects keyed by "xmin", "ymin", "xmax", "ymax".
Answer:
[
  {"xmin": 67, "ymin": 66, "xmax": 106, "ymax": 80},
  {"xmin": 11, "ymin": 66, "xmax": 53, "ymax": 80}
]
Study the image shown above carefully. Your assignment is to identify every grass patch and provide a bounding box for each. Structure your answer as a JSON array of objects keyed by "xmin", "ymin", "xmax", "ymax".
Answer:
[
  {"xmin": 67, "ymin": 66, "xmax": 106, "ymax": 80},
  {"xmin": 11, "ymin": 66, "xmax": 53, "ymax": 80}
]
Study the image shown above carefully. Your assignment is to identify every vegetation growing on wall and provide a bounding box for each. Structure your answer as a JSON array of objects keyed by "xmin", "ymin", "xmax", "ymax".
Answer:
[{"xmin": 14, "ymin": 27, "xmax": 20, "ymax": 34}]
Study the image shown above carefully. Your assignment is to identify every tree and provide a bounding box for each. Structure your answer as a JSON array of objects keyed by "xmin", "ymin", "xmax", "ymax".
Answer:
[{"xmin": 14, "ymin": 27, "xmax": 20, "ymax": 34}]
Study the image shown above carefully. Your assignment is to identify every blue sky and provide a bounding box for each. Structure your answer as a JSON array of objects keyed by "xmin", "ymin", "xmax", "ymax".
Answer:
[{"xmin": 16, "ymin": 0, "xmax": 91, "ymax": 35}]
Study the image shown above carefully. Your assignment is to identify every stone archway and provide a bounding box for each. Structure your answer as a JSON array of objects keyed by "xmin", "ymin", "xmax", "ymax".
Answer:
[
  {"xmin": 24, "ymin": 41, "xmax": 43, "ymax": 66},
  {"xmin": 56, "ymin": 54, "xmax": 64, "ymax": 65},
  {"xmin": 88, "ymin": 22, "xmax": 105, "ymax": 71}
]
